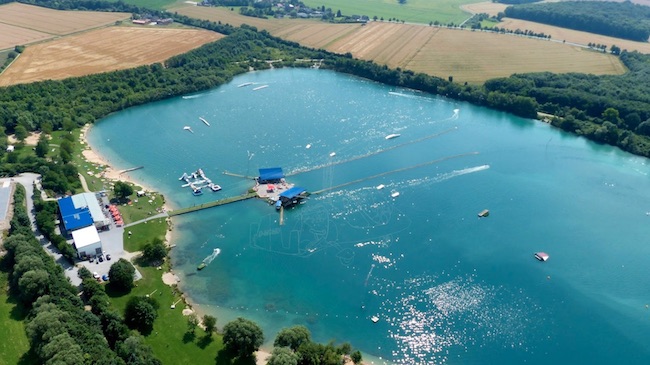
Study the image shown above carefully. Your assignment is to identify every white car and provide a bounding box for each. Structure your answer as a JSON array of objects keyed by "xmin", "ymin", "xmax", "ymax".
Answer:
[{"xmin": 93, "ymin": 272, "xmax": 100, "ymax": 279}]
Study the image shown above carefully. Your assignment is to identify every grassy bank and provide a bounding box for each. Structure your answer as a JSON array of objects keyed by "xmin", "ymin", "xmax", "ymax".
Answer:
[{"xmin": 0, "ymin": 260, "xmax": 36, "ymax": 365}]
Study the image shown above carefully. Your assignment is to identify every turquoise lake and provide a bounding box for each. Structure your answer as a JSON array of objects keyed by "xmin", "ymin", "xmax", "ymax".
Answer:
[{"xmin": 88, "ymin": 68, "xmax": 650, "ymax": 364}]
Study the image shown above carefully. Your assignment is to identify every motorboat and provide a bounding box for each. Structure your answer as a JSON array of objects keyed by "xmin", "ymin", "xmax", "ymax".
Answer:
[
  {"xmin": 534, "ymin": 252, "xmax": 550, "ymax": 262},
  {"xmin": 385, "ymin": 133, "xmax": 401, "ymax": 140},
  {"xmin": 376, "ymin": 184, "xmax": 385, "ymax": 190}
]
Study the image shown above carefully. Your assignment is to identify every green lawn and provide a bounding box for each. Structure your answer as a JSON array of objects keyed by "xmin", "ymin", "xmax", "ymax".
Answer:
[
  {"xmin": 123, "ymin": 219, "xmax": 168, "ymax": 252},
  {"xmin": 301, "ymin": 0, "xmax": 478, "ymax": 24},
  {"xmin": 0, "ymin": 264, "xmax": 37, "ymax": 365},
  {"xmin": 106, "ymin": 264, "xmax": 252, "ymax": 365},
  {"xmin": 106, "ymin": 0, "xmax": 181, "ymax": 11}
]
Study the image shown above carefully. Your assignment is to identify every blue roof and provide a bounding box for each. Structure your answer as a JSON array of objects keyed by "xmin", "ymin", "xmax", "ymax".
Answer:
[
  {"xmin": 259, "ymin": 167, "xmax": 284, "ymax": 182},
  {"xmin": 279, "ymin": 187, "xmax": 306, "ymax": 199},
  {"xmin": 58, "ymin": 196, "xmax": 93, "ymax": 231}
]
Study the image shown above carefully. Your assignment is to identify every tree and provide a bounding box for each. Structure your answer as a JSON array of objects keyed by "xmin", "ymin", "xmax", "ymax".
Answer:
[
  {"xmin": 124, "ymin": 296, "xmax": 158, "ymax": 334},
  {"xmin": 35, "ymin": 133, "xmax": 49, "ymax": 157},
  {"xmin": 203, "ymin": 314, "xmax": 217, "ymax": 336},
  {"xmin": 41, "ymin": 332, "xmax": 85, "ymax": 365},
  {"xmin": 18, "ymin": 269, "xmax": 50, "ymax": 304},
  {"xmin": 222, "ymin": 317, "xmax": 264, "ymax": 358},
  {"xmin": 267, "ymin": 346, "xmax": 299, "ymax": 365},
  {"xmin": 350, "ymin": 350, "xmax": 363, "ymax": 364},
  {"xmin": 186, "ymin": 313, "xmax": 199, "ymax": 335},
  {"xmin": 14, "ymin": 125, "xmax": 28, "ymax": 142},
  {"xmin": 274, "ymin": 325, "xmax": 311, "ymax": 351},
  {"xmin": 114, "ymin": 181, "xmax": 133, "ymax": 201},
  {"xmin": 142, "ymin": 237, "xmax": 167, "ymax": 263},
  {"xmin": 109, "ymin": 258, "xmax": 136, "ymax": 292},
  {"xmin": 116, "ymin": 335, "xmax": 162, "ymax": 365}
]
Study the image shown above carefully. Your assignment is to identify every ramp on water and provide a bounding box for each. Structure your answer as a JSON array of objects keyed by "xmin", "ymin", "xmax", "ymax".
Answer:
[{"xmin": 168, "ymin": 192, "xmax": 257, "ymax": 216}]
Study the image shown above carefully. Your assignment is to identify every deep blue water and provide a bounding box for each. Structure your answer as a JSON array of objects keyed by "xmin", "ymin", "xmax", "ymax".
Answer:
[{"xmin": 88, "ymin": 68, "xmax": 650, "ymax": 364}]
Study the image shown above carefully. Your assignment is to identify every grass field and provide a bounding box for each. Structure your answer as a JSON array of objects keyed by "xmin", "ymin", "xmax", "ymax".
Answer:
[
  {"xmin": 105, "ymin": 262, "xmax": 239, "ymax": 365},
  {"xmin": 123, "ymin": 219, "xmax": 168, "ymax": 253},
  {"xmin": 0, "ymin": 26, "xmax": 223, "ymax": 86},
  {"xmin": 0, "ymin": 264, "xmax": 35, "ymax": 365},
  {"xmin": 106, "ymin": 0, "xmax": 180, "ymax": 10},
  {"xmin": 301, "ymin": 0, "xmax": 478, "ymax": 24},
  {"xmin": 0, "ymin": 3, "xmax": 130, "ymax": 36}
]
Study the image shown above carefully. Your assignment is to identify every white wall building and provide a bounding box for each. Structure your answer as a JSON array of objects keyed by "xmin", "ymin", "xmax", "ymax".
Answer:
[{"xmin": 72, "ymin": 225, "xmax": 103, "ymax": 259}]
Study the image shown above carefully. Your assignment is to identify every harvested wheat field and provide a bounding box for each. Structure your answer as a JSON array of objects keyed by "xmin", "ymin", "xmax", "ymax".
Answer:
[
  {"xmin": 0, "ymin": 27, "xmax": 223, "ymax": 86},
  {"xmin": 0, "ymin": 3, "xmax": 130, "ymax": 35},
  {"xmin": 405, "ymin": 28, "xmax": 626, "ymax": 83},
  {"xmin": 0, "ymin": 22, "xmax": 52, "ymax": 50},
  {"xmin": 498, "ymin": 18, "xmax": 650, "ymax": 54}
]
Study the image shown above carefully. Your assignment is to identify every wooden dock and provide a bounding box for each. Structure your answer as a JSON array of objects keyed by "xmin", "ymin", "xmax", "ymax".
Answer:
[{"xmin": 168, "ymin": 192, "xmax": 257, "ymax": 216}]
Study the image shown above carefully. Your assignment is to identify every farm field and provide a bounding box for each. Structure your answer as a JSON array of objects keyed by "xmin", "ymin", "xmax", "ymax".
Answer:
[
  {"xmin": 0, "ymin": 22, "xmax": 53, "ymax": 51},
  {"xmin": 173, "ymin": 4, "xmax": 626, "ymax": 83},
  {"xmin": 0, "ymin": 2, "xmax": 130, "ymax": 36},
  {"xmin": 301, "ymin": 0, "xmax": 477, "ymax": 24},
  {"xmin": 0, "ymin": 27, "xmax": 223, "ymax": 86},
  {"xmin": 497, "ymin": 18, "xmax": 650, "ymax": 54}
]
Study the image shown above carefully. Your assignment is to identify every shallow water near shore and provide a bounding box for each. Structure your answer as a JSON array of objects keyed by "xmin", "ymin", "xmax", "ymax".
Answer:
[{"xmin": 88, "ymin": 68, "xmax": 650, "ymax": 364}]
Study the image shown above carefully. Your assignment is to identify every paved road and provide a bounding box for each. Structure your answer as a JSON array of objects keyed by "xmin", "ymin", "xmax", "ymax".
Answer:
[{"xmin": 2, "ymin": 173, "xmax": 141, "ymax": 287}]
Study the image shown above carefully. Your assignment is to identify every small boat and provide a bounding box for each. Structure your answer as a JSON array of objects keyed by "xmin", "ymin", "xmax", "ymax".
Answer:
[
  {"xmin": 199, "ymin": 117, "xmax": 210, "ymax": 126},
  {"xmin": 305, "ymin": 143, "xmax": 311, "ymax": 149},
  {"xmin": 197, "ymin": 262, "xmax": 206, "ymax": 270},
  {"xmin": 253, "ymin": 85, "xmax": 269, "ymax": 91},
  {"xmin": 329, "ymin": 152, "xmax": 336, "ymax": 157},
  {"xmin": 534, "ymin": 252, "xmax": 550, "ymax": 262},
  {"xmin": 371, "ymin": 316, "xmax": 380, "ymax": 323},
  {"xmin": 478, "ymin": 209, "xmax": 489, "ymax": 218},
  {"xmin": 385, "ymin": 133, "xmax": 401, "ymax": 140},
  {"xmin": 183, "ymin": 126, "xmax": 194, "ymax": 133},
  {"xmin": 376, "ymin": 184, "xmax": 385, "ymax": 190},
  {"xmin": 391, "ymin": 191, "xmax": 400, "ymax": 198},
  {"xmin": 237, "ymin": 82, "xmax": 253, "ymax": 87},
  {"xmin": 210, "ymin": 184, "xmax": 222, "ymax": 192}
]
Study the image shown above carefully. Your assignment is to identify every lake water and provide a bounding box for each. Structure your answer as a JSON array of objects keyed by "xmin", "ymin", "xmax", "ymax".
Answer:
[{"xmin": 88, "ymin": 68, "xmax": 650, "ymax": 364}]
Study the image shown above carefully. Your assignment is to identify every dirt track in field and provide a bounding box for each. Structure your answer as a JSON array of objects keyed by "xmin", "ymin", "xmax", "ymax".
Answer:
[{"xmin": 0, "ymin": 27, "xmax": 223, "ymax": 86}]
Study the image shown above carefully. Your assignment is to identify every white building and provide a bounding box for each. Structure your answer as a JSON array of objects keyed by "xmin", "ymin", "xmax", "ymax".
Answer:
[{"xmin": 72, "ymin": 225, "xmax": 102, "ymax": 259}]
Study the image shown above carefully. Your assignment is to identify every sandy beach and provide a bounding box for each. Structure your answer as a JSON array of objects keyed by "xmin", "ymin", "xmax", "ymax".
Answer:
[{"xmin": 80, "ymin": 124, "xmax": 172, "ymax": 210}]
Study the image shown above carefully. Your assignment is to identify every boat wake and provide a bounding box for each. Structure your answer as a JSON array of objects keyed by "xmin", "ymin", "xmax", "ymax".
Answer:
[
  {"xmin": 202, "ymin": 248, "xmax": 221, "ymax": 265},
  {"xmin": 182, "ymin": 94, "xmax": 205, "ymax": 99}
]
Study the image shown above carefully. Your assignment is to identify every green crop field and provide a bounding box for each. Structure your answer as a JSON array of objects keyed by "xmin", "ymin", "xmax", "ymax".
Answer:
[
  {"xmin": 302, "ymin": 0, "xmax": 477, "ymax": 24},
  {"xmin": 106, "ymin": 0, "xmax": 181, "ymax": 11}
]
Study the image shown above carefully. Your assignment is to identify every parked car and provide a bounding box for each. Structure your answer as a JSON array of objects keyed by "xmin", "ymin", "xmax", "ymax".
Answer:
[
  {"xmin": 98, "ymin": 256, "xmax": 104, "ymax": 262},
  {"xmin": 106, "ymin": 254, "xmax": 111, "ymax": 261},
  {"xmin": 93, "ymin": 272, "xmax": 100, "ymax": 279}
]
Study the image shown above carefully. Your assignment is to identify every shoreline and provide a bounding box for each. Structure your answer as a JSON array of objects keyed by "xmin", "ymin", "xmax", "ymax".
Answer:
[
  {"xmin": 78, "ymin": 124, "xmax": 279, "ymax": 359},
  {"xmin": 80, "ymin": 124, "xmax": 176, "ymax": 212}
]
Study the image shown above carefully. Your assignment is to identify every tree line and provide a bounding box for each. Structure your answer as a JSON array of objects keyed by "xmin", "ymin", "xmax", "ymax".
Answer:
[
  {"xmin": 4, "ymin": 184, "xmax": 153, "ymax": 364},
  {"xmin": 503, "ymin": 1, "xmax": 650, "ymax": 42}
]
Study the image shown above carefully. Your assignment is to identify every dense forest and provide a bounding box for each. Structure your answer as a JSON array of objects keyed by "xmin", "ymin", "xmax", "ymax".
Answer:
[{"xmin": 503, "ymin": 1, "xmax": 650, "ymax": 42}]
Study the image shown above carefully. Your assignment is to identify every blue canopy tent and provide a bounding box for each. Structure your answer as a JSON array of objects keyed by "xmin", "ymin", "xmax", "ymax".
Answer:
[{"xmin": 258, "ymin": 167, "xmax": 284, "ymax": 183}]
